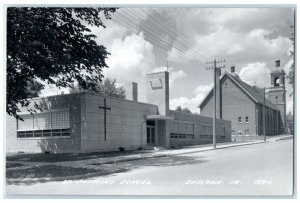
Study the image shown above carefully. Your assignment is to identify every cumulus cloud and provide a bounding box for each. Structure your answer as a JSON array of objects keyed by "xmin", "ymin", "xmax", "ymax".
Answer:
[
  {"xmin": 239, "ymin": 62, "xmax": 271, "ymax": 87},
  {"xmin": 151, "ymin": 66, "xmax": 187, "ymax": 86},
  {"xmin": 227, "ymin": 43, "xmax": 244, "ymax": 55},
  {"xmin": 170, "ymin": 84, "xmax": 212, "ymax": 113},
  {"xmin": 104, "ymin": 32, "xmax": 156, "ymax": 102}
]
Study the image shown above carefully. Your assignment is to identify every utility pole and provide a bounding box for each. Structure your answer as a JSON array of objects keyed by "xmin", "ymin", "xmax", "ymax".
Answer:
[
  {"xmin": 206, "ymin": 59, "xmax": 226, "ymax": 149},
  {"xmin": 263, "ymin": 87, "xmax": 266, "ymax": 142},
  {"xmin": 166, "ymin": 60, "xmax": 169, "ymax": 72}
]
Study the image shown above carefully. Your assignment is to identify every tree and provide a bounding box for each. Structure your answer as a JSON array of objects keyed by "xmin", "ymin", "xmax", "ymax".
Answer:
[
  {"xmin": 175, "ymin": 106, "xmax": 192, "ymax": 113},
  {"xmin": 175, "ymin": 106, "xmax": 182, "ymax": 112},
  {"xmin": 182, "ymin": 107, "xmax": 192, "ymax": 113},
  {"xmin": 26, "ymin": 80, "xmax": 43, "ymax": 98},
  {"xmin": 287, "ymin": 23, "xmax": 295, "ymax": 96},
  {"xmin": 70, "ymin": 78, "xmax": 126, "ymax": 99},
  {"xmin": 7, "ymin": 7, "xmax": 117, "ymax": 119},
  {"xmin": 286, "ymin": 112, "xmax": 294, "ymax": 135}
]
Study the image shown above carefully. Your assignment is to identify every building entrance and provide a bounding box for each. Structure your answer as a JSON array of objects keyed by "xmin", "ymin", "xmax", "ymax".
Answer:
[{"xmin": 146, "ymin": 120, "xmax": 155, "ymax": 144}]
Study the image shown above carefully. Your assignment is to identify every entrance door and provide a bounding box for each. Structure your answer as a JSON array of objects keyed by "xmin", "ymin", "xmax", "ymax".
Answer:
[{"xmin": 147, "ymin": 120, "xmax": 155, "ymax": 144}]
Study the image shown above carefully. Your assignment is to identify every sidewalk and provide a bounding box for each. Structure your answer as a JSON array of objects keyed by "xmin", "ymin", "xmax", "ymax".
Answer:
[
  {"xmin": 7, "ymin": 138, "xmax": 279, "ymax": 169},
  {"xmin": 6, "ymin": 134, "xmax": 292, "ymax": 184},
  {"xmin": 63, "ymin": 134, "xmax": 293, "ymax": 167}
]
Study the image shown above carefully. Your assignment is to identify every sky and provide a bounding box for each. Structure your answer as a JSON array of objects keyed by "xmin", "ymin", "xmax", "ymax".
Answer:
[{"xmin": 40, "ymin": 7, "xmax": 294, "ymax": 114}]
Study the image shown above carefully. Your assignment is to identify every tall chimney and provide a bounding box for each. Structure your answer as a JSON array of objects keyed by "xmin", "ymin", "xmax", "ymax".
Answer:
[
  {"xmin": 231, "ymin": 66, "xmax": 235, "ymax": 73},
  {"xmin": 275, "ymin": 60, "xmax": 280, "ymax": 67},
  {"xmin": 125, "ymin": 82, "xmax": 138, "ymax": 102}
]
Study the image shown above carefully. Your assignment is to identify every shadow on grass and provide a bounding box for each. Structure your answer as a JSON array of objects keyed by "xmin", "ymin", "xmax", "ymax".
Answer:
[
  {"xmin": 7, "ymin": 154, "xmax": 207, "ymax": 186},
  {"xmin": 6, "ymin": 150, "xmax": 152, "ymax": 163},
  {"xmin": 6, "ymin": 165, "xmax": 130, "ymax": 186}
]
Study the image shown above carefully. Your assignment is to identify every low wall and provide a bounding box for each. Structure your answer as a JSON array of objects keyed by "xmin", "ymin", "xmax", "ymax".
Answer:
[{"xmin": 168, "ymin": 110, "xmax": 232, "ymax": 148}]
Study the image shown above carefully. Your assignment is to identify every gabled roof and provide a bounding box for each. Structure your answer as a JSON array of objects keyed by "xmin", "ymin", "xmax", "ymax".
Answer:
[{"xmin": 199, "ymin": 71, "xmax": 279, "ymax": 111}]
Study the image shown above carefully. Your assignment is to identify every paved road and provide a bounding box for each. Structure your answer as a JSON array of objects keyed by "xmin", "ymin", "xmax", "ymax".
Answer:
[{"xmin": 6, "ymin": 139, "xmax": 294, "ymax": 196}]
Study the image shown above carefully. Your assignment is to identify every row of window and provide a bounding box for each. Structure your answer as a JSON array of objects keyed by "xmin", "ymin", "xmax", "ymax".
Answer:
[
  {"xmin": 170, "ymin": 134, "xmax": 226, "ymax": 140},
  {"xmin": 17, "ymin": 129, "xmax": 71, "ymax": 138},
  {"xmin": 17, "ymin": 110, "xmax": 70, "ymax": 131},
  {"xmin": 170, "ymin": 121, "xmax": 194, "ymax": 135},
  {"xmin": 170, "ymin": 133, "xmax": 194, "ymax": 139},
  {"xmin": 238, "ymin": 116, "xmax": 249, "ymax": 123},
  {"xmin": 199, "ymin": 135, "xmax": 226, "ymax": 140}
]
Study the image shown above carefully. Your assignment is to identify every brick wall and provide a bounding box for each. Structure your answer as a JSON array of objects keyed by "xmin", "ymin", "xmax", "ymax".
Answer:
[{"xmin": 221, "ymin": 77, "xmax": 257, "ymax": 137}]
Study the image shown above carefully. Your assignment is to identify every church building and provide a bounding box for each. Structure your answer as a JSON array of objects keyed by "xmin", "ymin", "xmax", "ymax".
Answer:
[
  {"xmin": 199, "ymin": 60, "xmax": 286, "ymax": 141},
  {"xmin": 7, "ymin": 71, "xmax": 232, "ymax": 153}
]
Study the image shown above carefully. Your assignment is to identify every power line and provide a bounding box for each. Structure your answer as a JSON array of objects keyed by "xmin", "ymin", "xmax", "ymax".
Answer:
[
  {"xmin": 115, "ymin": 10, "xmax": 201, "ymax": 62},
  {"xmin": 134, "ymin": 8, "xmax": 211, "ymax": 60},
  {"xmin": 112, "ymin": 12, "xmax": 199, "ymax": 64},
  {"xmin": 150, "ymin": 9, "xmax": 216, "ymax": 59},
  {"xmin": 112, "ymin": 8, "xmax": 214, "ymax": 65},
  {"xmin": 112, "ymin": 16, "xmax": 192, "ymax": 64}
]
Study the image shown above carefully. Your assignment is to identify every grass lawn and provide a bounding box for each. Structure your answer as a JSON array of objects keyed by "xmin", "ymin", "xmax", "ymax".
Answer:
[
  {"xmin": 6, "ymin": 165, "xmax": 99, "ymax": 179},
  {"xmin": 6, "ymin": 150, "xmax": 151, "ymax": 163}
]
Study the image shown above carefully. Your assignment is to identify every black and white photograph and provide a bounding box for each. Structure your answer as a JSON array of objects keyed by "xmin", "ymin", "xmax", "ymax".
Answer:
[{"xmin": 2, "ymin": 1, "xmax": 297, "ymax": 199}]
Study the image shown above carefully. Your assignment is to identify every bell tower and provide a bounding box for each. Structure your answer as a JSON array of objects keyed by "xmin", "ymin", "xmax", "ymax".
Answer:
[{"xmin": 267, "ymin": 60, "xmax": 286, "ymax": 133}]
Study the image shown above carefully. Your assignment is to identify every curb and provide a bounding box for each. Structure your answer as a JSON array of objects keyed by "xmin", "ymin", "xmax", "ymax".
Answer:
[{"xmin": 94, "ymin": 140, "xmax": 267, "ymax": 165}]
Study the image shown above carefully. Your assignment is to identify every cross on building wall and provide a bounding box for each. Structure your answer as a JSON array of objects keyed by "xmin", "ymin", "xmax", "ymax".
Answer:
[{"xmin": 99, "ymin": 98, "xmax": 111, "ymax": 141}]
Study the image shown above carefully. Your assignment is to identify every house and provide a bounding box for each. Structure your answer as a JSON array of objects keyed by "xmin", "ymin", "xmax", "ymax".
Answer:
[
  {"xmin": 199, "ymin": 60, "xmax": 286, "ymax": 141},
  {"xmin": 6, "ymin": 71, "xmax": 232, "ymax": 153}
]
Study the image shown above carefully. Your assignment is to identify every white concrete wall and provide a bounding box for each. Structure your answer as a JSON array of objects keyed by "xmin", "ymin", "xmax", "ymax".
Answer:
[
  {"xmin": 6, "ymin": 94, "xmax": 82, "ymax": 153},
  {"xmin": 80, "ymin": 93, "xmax": 158, "ymax": 152}
]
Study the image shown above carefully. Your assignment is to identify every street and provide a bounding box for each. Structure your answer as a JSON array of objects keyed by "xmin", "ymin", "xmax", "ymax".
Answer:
[{"xmin": 6, "ymin": 139, "xmax": 294, "ymax": 196}]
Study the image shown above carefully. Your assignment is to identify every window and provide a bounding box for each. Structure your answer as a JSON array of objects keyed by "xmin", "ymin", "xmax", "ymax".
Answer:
[
  {"xmin": 147, "ymin": 120, "xmax": 155, "ymax": 126},
  {"xmin": 274, "ymin": 77, "xmax": 280, "ymax": 86},
  {"xmin": 245, "ymin": 116, "xmax": 249, "ymax": 123},
  {"xmin": 238, "ymin": 131, "xmax": 242, "ymax": 136},
  {"xmin": 245, "ymin": 130, "xmax": 250, "ymax": 136},
  {"xmin": 17, "ymin": 129, "xmax": 71, "ymax": 138},
  {"xmin": 238, "ymin": 117, "xmax": 242, "ymax": 123},
  {"xmin": 17, "ymin": 110, "xmax": 70, "ymax": 139},
  {"xmin": 231, "ymin": 130, "xmax": 235, "ymax": 136},
  {"xmin": 224, "ymin": 82, "xmax": 228, "ymax": 88},
  {"xmin": 170, "ymin": 121, "xmax": 195, "ymax": 139}
]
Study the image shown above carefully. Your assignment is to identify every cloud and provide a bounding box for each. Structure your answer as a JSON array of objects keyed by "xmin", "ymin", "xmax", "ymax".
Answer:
[
  {"xmin": 103, "ymin": 32, "xmax": 156, "ymax": 102},
  {"xmin": 170, "ymin": 84, "xmax": 212, "ymax": 113},
  {"xmin": 151, "ymin": 66, "xmax": 187, "ymax": 86},
  {"xmin": 170, "ymin": 70, "xmax": 187, "ymax": 85},
  {"xmin": 239, "ymin": 62, "xmax": 271, "ymax": 88},
  {"xmin": 227, "ymin": 43, "xmax": 244, "ymax": 55},
  {"xmin": 193, "ymin": 83, "xmax": 213, "ymax": 95},
  {"xmin": 283, "ymin": 59, "xmax": 294, "ymax": 73}
]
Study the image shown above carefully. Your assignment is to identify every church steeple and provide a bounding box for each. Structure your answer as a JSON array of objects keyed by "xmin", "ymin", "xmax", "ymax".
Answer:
[
  {"xmin": 268, "ymin": 60, "xmax": 286, "ymax": 133},
  {"xmin": 271, "ymin": 60, "xmax": 285, "ymax": 87}
]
